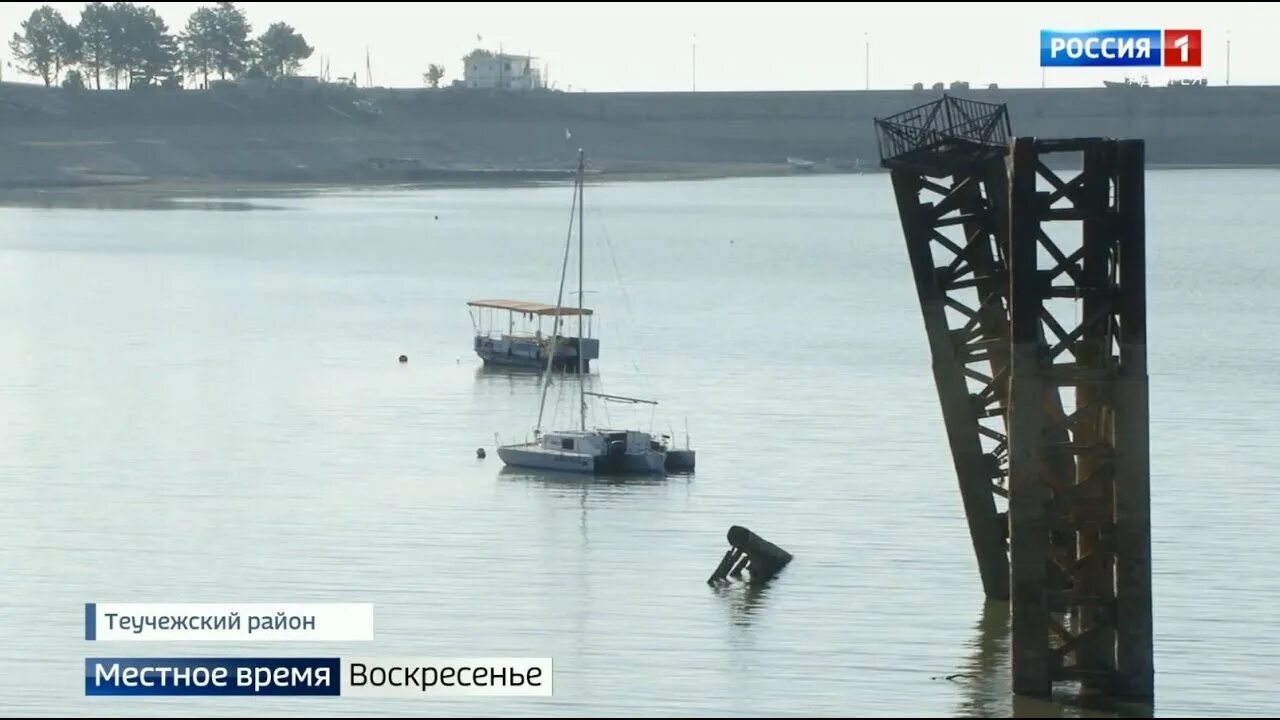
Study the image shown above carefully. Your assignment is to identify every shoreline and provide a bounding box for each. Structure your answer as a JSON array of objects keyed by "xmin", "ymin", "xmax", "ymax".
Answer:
[
  {"xmin": 0, "ymin": 162, "xmax": 1276, "ymax": 210},
  {"xmin": 5, "ymin": 82, "xmax": 1278, "ymax": 206},
  {"xmin": 0, "ymin": 163, "xmax": 809, "ymax": 209}
]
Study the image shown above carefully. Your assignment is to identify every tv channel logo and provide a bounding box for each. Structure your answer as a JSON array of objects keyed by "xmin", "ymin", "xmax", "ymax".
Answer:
[{"xmin": 1040, "ymin": 29, "xmax": 1201, "ymax": 67}]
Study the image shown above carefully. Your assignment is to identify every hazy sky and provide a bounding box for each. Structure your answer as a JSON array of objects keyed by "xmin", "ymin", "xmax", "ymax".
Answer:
[{"xmin": 2, "ymin": 2, "xmax": 1277, "ymax": 91}]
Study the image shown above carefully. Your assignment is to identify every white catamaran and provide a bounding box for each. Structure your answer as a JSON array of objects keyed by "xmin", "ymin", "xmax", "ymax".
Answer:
[{"xmin": 496, "ymin": 150, "xmax": 671, "ymax": 476}]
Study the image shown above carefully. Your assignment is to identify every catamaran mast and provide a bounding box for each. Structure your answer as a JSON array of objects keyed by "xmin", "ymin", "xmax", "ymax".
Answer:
[{"xmin": 576, "ymin": 148, "xmax": 586, "ymax": 432}]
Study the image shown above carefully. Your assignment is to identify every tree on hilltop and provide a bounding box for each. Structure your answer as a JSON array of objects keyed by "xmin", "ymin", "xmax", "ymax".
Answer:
[
  {"xmin": 104, "ymin": 2, "xmax": 129, "ymax": 87},
  {"xmin": 90, "ymin": 3, "xmax": 178, "ymax": 89},
  {"xmin": 124, "ymin": 4, "xmax": 178, "ymax": 87},
  {"xmin": 256, "ymin": 21, "xmax": 313, "ymax": 78},
  {"xmin": 8, "ymin": 2, "xmax": 315, "ymax": 90},
  {"xmin": 210, "ymin": 2, "xmax": 253, "ymax": 79},
  {"xmin": 179, "ymin": 5, "xmax": 217, "ymax": 87},
  {"xmin": 53, "ymin": 12, "xmax": 83, "ymax": 83},
  {"xmin": 424, "ymin": 63, "xmax": 444, "ymax": 88},
  {"xmin": 77, "ymin": 2, "xmax": 113, "ymax": 89},
  {"xmin": 8, "ymin": 5, "xmax": 73, "ymax": 86},
  {"xmin": 181, "ymin": 2, "xmax": 253, "ymax": 83},
  {"xmin": 62, "ymin": 68, "xmax": 87, "ymax": 89}
]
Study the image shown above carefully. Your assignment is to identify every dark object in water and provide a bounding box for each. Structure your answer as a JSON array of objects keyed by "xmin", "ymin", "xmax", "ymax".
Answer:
[
  {"xmin": 399, "ymin": 355, "xmax": 408, "ymax": 363},
  {"xmin": 707, "ymin": 525, "xmax": 793, "ymax": 586},
  {"xmin": 476, "ymin": 448, "xmax": 486, "ymax": 459}
]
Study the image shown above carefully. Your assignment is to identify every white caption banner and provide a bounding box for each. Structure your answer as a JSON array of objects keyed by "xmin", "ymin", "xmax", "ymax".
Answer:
[
  {"xmin": 341, "ymin": 657, "xmax": 553, "ymax": 697},
  {"xmin": 85, "ymin": 602, "xmax": 374, "ymax": 642}
]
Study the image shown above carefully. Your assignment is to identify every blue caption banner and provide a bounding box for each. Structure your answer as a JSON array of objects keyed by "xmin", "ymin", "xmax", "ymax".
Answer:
[
  {"xmin": 1040, "ymin": 29, "xmax": 1162, "ymax": 67},
  {"xmin": 85, "ymin": 657, "xmax": 341, "ymax": 696}
]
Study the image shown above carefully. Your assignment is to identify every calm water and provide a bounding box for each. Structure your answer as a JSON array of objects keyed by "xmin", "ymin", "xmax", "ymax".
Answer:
[{"xmin": 1, "ymin": 171, "xmax": 1277, "ymax": 717}]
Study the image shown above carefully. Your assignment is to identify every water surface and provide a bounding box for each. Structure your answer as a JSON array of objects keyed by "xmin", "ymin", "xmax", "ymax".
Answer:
[{"xmin": 1, "ymin": 170, "xmax": 1277, "ymax": 717}]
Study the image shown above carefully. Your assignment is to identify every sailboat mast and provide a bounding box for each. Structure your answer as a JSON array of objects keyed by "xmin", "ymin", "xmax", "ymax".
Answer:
[
  {"xmin": 535, "ymin": 161, "xmax": 580, "ymax": 435},
  {"xmin": 577, "ymin": 149, "xmax": 586, "ymax": 432}
]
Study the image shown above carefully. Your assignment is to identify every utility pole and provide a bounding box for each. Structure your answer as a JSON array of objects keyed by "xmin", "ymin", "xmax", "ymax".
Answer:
[{"xmin": 692, "ymin": 34, "xmax": 697, "ymax": 91}]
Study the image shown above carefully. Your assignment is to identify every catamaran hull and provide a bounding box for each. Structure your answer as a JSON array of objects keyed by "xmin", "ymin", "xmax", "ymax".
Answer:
[
  {"xmin": 498, "ymin": 445, "xmax": 594, "ymax": 473},
  {"xmin": 497, "ymin": 445, "xmax": 665, "ymax": 475},
  {"xmin": 598, "ymin": 450, "xmax": 665, "ymax": 475}
]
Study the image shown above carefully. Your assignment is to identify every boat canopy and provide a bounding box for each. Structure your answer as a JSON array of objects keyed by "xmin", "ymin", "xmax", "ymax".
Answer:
[{"xmin": 467, "ymin": 299, "xmax": 593, "ymax": 317}]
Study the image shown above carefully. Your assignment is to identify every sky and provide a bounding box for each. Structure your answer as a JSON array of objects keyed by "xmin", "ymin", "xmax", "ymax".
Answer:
[{"xmin": 2, "ymin": 2, "xmax": 1277, "ymax": 91}]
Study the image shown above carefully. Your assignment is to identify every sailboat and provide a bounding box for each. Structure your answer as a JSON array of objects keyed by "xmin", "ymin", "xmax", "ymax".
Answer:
[{"xmin": 496, "ymin": 150, "xmax": 670, "ymax": 476}]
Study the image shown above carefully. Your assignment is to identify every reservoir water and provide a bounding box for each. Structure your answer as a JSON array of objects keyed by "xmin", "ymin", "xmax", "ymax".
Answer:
[{"xmin": 1, "ymin": 171, "xmax": 1278, "ymax": 716}]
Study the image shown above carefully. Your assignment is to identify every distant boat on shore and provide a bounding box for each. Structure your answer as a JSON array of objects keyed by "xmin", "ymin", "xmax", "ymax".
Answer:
[{"xmin": 787, "ymin": 156, "xmax": 816, "ymax": 172}]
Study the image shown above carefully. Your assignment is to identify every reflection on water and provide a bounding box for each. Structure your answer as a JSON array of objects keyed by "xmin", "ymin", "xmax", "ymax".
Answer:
[
  {"xmin": 167, "ymin": 198, "xmax": 285, "ymax": 211},
  {"xmin": 952, "ymin": 601, "xmax": 1013, "ymax": 718},
  {"xmin": 473, "ymin": 364, "xmax": 605, "ymax": 392},
  {"xmin": 711, "ymin": 578, "xmax": 775, "ymax": 629},
  {"xmin": 473, "ymin": 363, "xmax": 546, "ymax": 381},
  {"xmin": 496, "ymin": 465, "xmax": 674, "ymax": 491},
  {"xmin": 0, "ymin": 188, "xmax": 284, "ymax": 211},
  {"xmin": 951, "ymin": 602, "xmax": 1157, "ymax": 719},
  {"xmin": 473, "ymin": 365, "xmax": 544, "ymax": 402},
  {"xmin": 1011, "ymin": 688, "xmax": 1156, "ymax": 719}
]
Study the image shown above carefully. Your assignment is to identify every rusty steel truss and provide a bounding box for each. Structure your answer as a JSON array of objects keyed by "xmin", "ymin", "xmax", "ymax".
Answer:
[
  {"xmin": 1006, "ymin": 136, "xmax": 1152, "ymax": 700},
  {"xmin": 875, "ymin": 96, "xmax": 1153, "ymax": 702},
  {"xmin": 876, "ymin": 95, "xmax": 1015, "ymax": 600}
]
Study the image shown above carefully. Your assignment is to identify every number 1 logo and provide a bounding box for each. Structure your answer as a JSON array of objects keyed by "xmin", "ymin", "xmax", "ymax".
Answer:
[{"xmin": 1163, "ymin": 29, "xmax": 1202, "ymax": 67}]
